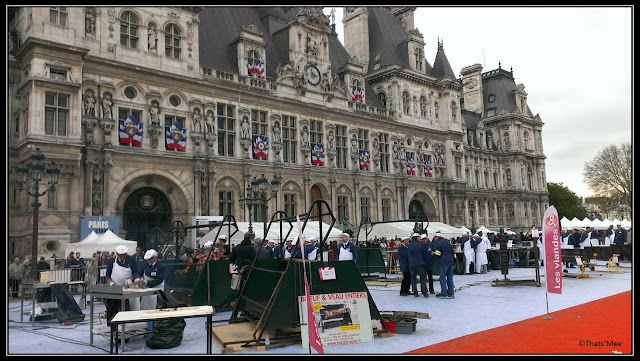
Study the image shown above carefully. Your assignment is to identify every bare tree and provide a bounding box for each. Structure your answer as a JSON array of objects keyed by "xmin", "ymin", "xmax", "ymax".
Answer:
[{"xmin": 583, "ymin": 142, "xmax": 631, "ymax": 217}]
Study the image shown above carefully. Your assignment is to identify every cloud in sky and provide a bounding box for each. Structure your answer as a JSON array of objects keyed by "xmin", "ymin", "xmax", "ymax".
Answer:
[{"xmin": 324, "ymin": 6, "xmax": 632, "ymax": 198}]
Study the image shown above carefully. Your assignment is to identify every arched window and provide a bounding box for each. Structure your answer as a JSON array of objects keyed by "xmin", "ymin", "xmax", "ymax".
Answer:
[
  {"xmin": 378, "ymin": 92, "xmax": 387, "ymax": 109},
  {"xmin": 164, "ymin": 23, "xmax": 182, "ymax": 59},
  {"xmin": 120, "ymin": 11, "xmax": 139, "ymax": 48},
  {"xmin": 402, "ymin": 91, "xmax": 410, "ymax": 115},
  {"xmin": 419, "ymin": 95, "xmax": 427, "ymax": 117}
]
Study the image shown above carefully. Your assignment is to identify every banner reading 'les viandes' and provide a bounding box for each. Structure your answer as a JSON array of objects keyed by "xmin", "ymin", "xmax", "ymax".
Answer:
[{"xmin": 543, "ymin": 206, "xmax": 562, "ymax": 294}]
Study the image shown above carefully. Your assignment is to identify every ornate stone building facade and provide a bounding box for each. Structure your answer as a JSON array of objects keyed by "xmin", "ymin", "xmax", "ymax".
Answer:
[{"xmin": 8, "ymin": 7, "xmax": 548, "ymax": 259}]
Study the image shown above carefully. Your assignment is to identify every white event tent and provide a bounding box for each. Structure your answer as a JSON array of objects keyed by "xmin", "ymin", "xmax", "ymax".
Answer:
[
  {"xmin": 200, "ymin": 221, "xmax": 344, "ymax": 246},
  {"xmin": 357, "ymin": 221, "xmax": 463, "ymax": 241},
  {"xmin": 65, "ymin": 229, "xmax": 137, "ymax": 257}
]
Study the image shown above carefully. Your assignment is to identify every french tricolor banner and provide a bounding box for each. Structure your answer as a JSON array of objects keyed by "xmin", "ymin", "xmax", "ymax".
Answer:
[
  {"xmin": 543, "ymin": 205, "xmax": 562, "ymax": 294},
  {"xmin": 311, "ymin": 143, "xmax": 325, "ymax": 166},
  {"xmin": 407, "ymin": 156, "xmax": 416, "ymax": 175},
  {"xmin": 247, "ymin": 60, "xmax": 265, "ymax": 80},
  {"xmin": 253, "ymin": 134, "xmax": 269, "ymax": 159},
  {"xmin": 165, "ymin": 122, "xmax": 187, "ymax": 151},
  {"xmin": 119, "ymin": 116, "xmax": 143, "ymax": 147},
  {"xmin": 424, "ymin": 158, "xmax": 433, "ymax": 177},
  {"xmin": 359, "ymin": 150, "xmax": 370, "ymax": 170},
  {"xmin": 351, "ymin": 87, "xmax": 364, "ymax": 103}
]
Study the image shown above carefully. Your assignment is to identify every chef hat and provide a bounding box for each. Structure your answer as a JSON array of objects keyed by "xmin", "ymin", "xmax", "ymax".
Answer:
[
  {"xmin": 434, "ymin": 232, "xmax": 443, "ymax": 238},
  {"xmin": 218, "ymin": 235, "xmax": 227, "ymax": 241},
  {"xmin": 115, "ymin": 245, "xmax": 128, "ymax": 254},
  {"xmin": 308, "ymin": 236, "xmax": 317, "ymax": 242},
  {"xmin": 286, "ymin": 236, "xmax": 294, "ymax": 242},
  {"xmin": 144, "ymin": 249, "xmax": 158, "ymax": 260},
  {"xmin": 401, "ymin": 236, "xmax": 410, "ymax": 241},
  {"xmin": 419, "ymin": 234, "xmax": 427, "ymax": 239},
  {"xmin": 267, "ymin": 238, "xmax": 275, "ymax": 244},
  {"xmin": 204, "ymin": 241, "xmax": 214, "ymax": 248},
  {"xmin": 411, "ymin": 233, "xmax": 420, "ymax": 237},
  {"xmin": 472, "ymin": 233, "xmax": 479, "ymax": 238},
  {"xmin": 342, "ymin": 233, "xmax": 350, "ymax": 238}
]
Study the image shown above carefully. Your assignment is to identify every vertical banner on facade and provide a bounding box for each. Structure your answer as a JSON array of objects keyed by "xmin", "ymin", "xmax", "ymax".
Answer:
[
  {"xmin": 543, "ymin": 206, "xmax": 562, "ymax": 294},
  {"xmin": 297, "ymin": 216, "xmax": 324, "ymax": 354}
]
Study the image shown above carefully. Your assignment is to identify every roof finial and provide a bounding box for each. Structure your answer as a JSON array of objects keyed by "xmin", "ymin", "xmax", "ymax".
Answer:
[{"xmin": 498, "ymin": 61, "xmax": 501, "ymax": 69}]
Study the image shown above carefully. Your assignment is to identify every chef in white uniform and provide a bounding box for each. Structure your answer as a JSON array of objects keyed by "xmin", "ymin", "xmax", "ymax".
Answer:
[
  {"xmin": 106, "ymin": 245, "xmax": 142, "ymax": 311},
  {"xmin": 135, "ymin": 249, "xmax": 166, "ymax": 311},
  {"xmin": 475, "ymin": 234, "xmax": 490, "ymax": 273},
  {"xmin": 283, "ymin": 237, "xmax": 296, "ymax": 259},
  {"xmin": 307, "ymin": 236, "xmax": 319, "ymax": 260},
  {"xmin": 464, "ymin": 234, "xmax": 477, "ymax": 274},
  {"xmin": 338, "ymin": 233, "xmax": 358, "ymax": 262}
]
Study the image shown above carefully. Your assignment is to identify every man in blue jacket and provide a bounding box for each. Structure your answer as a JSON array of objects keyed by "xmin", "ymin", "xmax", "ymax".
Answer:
[
  {"xmin": 421, "ymin": 234, "xmax": 435, "ymax": 294},
  {"xmin": 135, "ymin": 249, "xmax": 166, "ymax": 311},
  {"xmin": 432, "ymin": 232, "xmax": 455, "ymax": 298},
  {"xmin": 614, "ymin": 224, "xmax": 628, "ymax": 245},
  {"xmin": 408, "ymin": 233, "xmax": 429, "ymax": 298},
  {"xmin": 397, "ymin": 236, "xmax": 411, "ymax": 296}
]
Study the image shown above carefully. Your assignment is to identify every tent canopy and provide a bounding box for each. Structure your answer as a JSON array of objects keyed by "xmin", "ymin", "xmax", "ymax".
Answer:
[
  {"xmin": 65, "ymin": 229, "xmax": 137, "ymax": 258},
  {"xmin": 475, "ymin": 225, "xmax": 492, "ymax": 235},
  {"xmin": 358, "ymin": 221, "xmax": 462, "ymax": 241},
  {"xmin": 200, "ymin": 221, "xmax": 343, "ymax": 247}
]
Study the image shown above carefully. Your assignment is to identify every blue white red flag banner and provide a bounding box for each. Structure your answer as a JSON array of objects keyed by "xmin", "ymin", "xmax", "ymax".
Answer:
[
  {"xmin": 297, "ymin": 215, "xmax": 324, "ymax": 354},
  {"xmin": 407, "ymin": 156, "xmax": 416, "ymax": 175},
  {"xmin": 165, "ymin": 122, "xmax": 187, "ymax": 151},
  {"xmin": 119, "ymin": 116, "xmax": 143, "ymax": 147},
  {"xmin": 253, "ymin": 134, "xmax": 269, "ymax": 159},
  {"xmin": 311, "ymin": 143, "xmax": 325, "ymax": 166},
  {"xmin": 351, "ymin": 87, "xmax": 364, "ymax": 103},
  {"xmin": 424, "ymin": 158, "xmax": 433, "ymax": 177},
  {"xmin": 543, "ymin": 205, "xmax": 562, "ymax": 294},
  {"xmin": 359, "ymin": 150, "xmax": 370, "ymax": 170},
  {"xmin": 247, "ymin": 59, "xmax": 265, "ymax": 80}
]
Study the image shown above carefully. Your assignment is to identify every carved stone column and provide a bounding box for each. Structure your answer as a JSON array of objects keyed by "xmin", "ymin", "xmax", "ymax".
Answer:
[
  {"xmin": 353, "ymin": 177, "xmax": 361, "ymax": 225},
  {"xmin": 102, "ymin": 158, "xmax": 113, "ymax": 216}
]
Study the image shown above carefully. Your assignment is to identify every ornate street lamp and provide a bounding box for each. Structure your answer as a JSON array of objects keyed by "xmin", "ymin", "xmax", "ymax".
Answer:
[
  {"xmin": 15, "ymin": 148, "xmax": 60, "ymax": 282},
  {"xmin": 239, "ymin": 174, "xmax": 279, "ymax": 239}
]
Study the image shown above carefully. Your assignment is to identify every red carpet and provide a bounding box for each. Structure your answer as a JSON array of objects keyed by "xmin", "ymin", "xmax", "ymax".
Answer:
[{"xmin": 407, "ymin": 291, "xmax": 632, "ymax": 354}]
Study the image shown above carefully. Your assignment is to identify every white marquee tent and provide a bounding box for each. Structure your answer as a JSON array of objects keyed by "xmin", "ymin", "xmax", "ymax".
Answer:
[
  {"xmin": 357, "ymin": 221, "xmax": 463, "ymax": 241},
  {"xmin": 560, "ymin": 217, "xmax": 631, "ymax": 230},
  {"xmin": 65, "ymin": 229, "xmax": 137, "ymax": 257},
  {"xmin": 200, "ymin": 221, "xmax": 344, "ymax": 246}
]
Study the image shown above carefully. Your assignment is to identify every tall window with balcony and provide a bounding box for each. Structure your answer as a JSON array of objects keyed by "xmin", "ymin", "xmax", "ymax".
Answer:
[
  {"xmin": 360, "ymin": 197, "xmax": 371, "ymax": 223},
  {"xmin": 164, "ymin": 24, "xmax": 182, "ymax": 59},
  {"xmin": 50, "ymin": 7, "xmax": 67, "ymax": 26},
  {"xmin": 379, "ymin": 133, "xmax": 390, "ymax": 173},
  {"xmin": 309, "ymin": 119, "xmax": 323, "ymax": 145},
  {"xmin": 358, "ymin": 129, "xmax": 369, "ymax": 155},
  {"xmin": 382, "ymin": 198, "xmax": 391, "ymax": 222},
  {"xmin": 45, "ymin": 92, "xmax": 69, "ymax": 136},
  {"xmin": 217, "ymin": 104, "xmax": 235, "ymax": 157},
  {"xmin": 282, "ymin": 115, "xmax": 297, "ymax": 163},
  {"xmin": 335, "ymin": 125, "xmax": 348, "ymax": 169},
  {"xmin": 120, "ymin": 11, "xmax": 139, "ymax": 48}
]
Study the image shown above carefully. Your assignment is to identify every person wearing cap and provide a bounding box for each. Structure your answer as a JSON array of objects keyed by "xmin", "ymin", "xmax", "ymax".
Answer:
[
  {"xmin": 614, "ymin": 224, "xmax": 627, "ymax": 245},
  {"xmin": 578, "ymin": 228, "xmax": 590, "ymax": 248},
  {"xmin": 463, "ymin": 234, "xmax": 478, "ymax": 274},
  {"xmin": 306, "ymin": 237, "xmax": 319, "ymax": 260},
  {"xmin": 604, "ymin": 225, "xmax": 615, "ymax": 245},
  {"xmin": 283, "ymin": 237, "xmax": 296, "ymax": 259},
  {"xmin": 254, "ymin": 238, "xmax": 271, "ymax": 259},
  {"xmin": 265, "ymin": 239, "xmax": 277, "ymax": 259},
  {"xmin": 105, "ymin": 245, "xmax": 143, "ymax": 319},
  {"xmin": 272, "ymin": 239, "xmax": 282, "ymax": 259},
  {"xmin": 397, "ymin": 237, "xmax": 411, "ymax": 296},
  {"xmin": 432, "ymin": 232, "xmax": 455, "ymax": 298},
  {"xmin": 135, "ymin": 249, "xmax": 166, "ymax": 311},
  {"xmin": 338, "ymin": 233, "xmax": 357, "ymax": 262},
  {"xmin": 475, "ymin": 233, "xmax": 490, "ymax": 274},
  {"xmin": 408, "ymin": 234, "xmax": 429, "ymax": 297},
  {"xmin": 217, "ymin": 235, "xmax": 230, "ymax": 254},
  {"xmin": 420, "ymin": 234, "xmax": 436, "ymax": 294}
]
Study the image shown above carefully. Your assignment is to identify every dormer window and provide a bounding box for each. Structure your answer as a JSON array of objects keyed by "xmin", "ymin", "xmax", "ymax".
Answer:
[
  {"xmin": 414, "ymin": 47, "xmax": 423, "ymax": 71},
  {"xmin": 247, "ymin": 50, "xmax": 264, "ymax": 79}
]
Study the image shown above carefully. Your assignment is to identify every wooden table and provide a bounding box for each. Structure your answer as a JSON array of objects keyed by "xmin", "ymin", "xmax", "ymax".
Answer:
[{"xmin": 110, "ymin": 306, "xmax": 214, "ymax": 354}]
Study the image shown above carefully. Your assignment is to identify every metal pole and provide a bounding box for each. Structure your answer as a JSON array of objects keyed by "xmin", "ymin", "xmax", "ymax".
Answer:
[{"xmin": 31, "ymin": 198, "xmax": 41, "ymax": 282}]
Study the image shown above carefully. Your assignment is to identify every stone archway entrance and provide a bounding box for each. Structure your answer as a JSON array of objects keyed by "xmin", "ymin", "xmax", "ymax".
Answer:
[
  {"xmin": 408, "ymin": 200, "xmax": 427, "ymax": 221},
  {"xmin": 123, "ymin": 187, "xmax": 172, "ymax": 246}
]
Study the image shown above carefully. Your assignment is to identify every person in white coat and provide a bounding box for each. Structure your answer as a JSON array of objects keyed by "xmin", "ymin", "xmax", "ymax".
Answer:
[
  {"xmin": 536, "ymin": 234, "xmax": 544, "ymax": 267},
  {"xmin": 307, "ymin": 236, "xmax": 319, "ymax": 260},
  {"xmin": 464, "ymin": 234, "xmax": 477, "ymax": 274},
  {"xmin": 106, "ymin": 245, "xmax": 142, "ymax": 311},
  {"xmin": 283, "ymin": 237, "xmax": 296, "ymax": 259},
  {"xmin": 475, "ymin": 235, "xmax": 490, "ymax": 273}
]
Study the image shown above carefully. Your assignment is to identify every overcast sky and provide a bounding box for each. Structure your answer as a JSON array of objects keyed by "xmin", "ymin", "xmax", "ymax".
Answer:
[{"xmin": 324, "ymin": 6, "xmax": 632, "ymax": 199}]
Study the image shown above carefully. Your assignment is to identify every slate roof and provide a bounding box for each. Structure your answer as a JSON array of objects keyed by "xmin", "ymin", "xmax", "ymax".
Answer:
[{"xmin": 481, "ymin": 68, "xmax": 533, "ymax": 117}]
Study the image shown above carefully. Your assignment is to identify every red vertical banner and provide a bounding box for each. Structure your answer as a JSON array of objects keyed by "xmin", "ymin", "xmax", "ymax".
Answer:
[
  {"xmin": 297, "ymin": 216, "xmax": 324, "ymax": 354},
  {"xmin": 543, "ymin": 206, "xmax": 562, "ymax": 294}
]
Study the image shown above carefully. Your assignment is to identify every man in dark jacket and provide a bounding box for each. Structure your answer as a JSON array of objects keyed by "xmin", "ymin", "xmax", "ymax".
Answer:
[
  {"xmin": 421, "ymin": 234, "xmax": 435, "ymax": 294},
  {"xmin": 397, "ymin": 237, "xmax": 411, "ymax": 296},
  {"xmin": 433, "ymin": 232, "xmax": 455, "ymax": 298},
  {"xmin": 229, "ymin": 232, "xmax": 257, "ymax": 272},
  {"xmin": 408, "ymin": 233, "xmax": 429, "ymax": 298}
]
